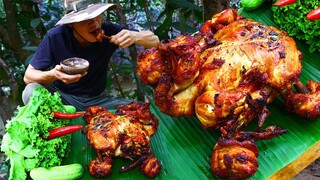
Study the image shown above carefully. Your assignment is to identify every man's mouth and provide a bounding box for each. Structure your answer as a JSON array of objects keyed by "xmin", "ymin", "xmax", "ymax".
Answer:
[{"xmin": 89, "ymin": 28, "xmax": 100, "ymax": 35}]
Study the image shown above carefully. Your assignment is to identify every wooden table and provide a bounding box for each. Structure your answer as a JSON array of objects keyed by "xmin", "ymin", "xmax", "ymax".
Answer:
[{"xmin": 269, "ymin": 141, "xmax": 320, "ymax": 179}]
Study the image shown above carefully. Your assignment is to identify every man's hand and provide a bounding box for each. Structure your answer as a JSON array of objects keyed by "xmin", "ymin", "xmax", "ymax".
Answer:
[
  {"xmin": 110, "ymin": 29, "xmax": 160, "ymax": 49},
  {"xmin": 53, "ymin": 65, "xmax": 87, "ymax": 84},
  {"xmin": 109, "ymin": 29, "xmax": 136, "ymax": 49}
]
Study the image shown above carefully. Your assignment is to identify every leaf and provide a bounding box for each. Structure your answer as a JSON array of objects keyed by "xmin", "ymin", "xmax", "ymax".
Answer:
[
  {"xmin": 22, "ymin": 46, "xmax": 38, "ymax": 52},
  {"xmin": 30, "ymin": 18, "xmax": 41, "ymax": 28},
  {"xmin": 154, "ymin": 16, "xmax": 173, "ymax": 40},
  {"xmin": 137, "ymin": 21, "xmax": 162, "ymax": 29},
  {"xmin": 167, "ymin": 0, "xmax": 202, "ymax": 11},
  {"xmin": 171, "ymin": 22, "xmax": 198, "ymax": 34}
]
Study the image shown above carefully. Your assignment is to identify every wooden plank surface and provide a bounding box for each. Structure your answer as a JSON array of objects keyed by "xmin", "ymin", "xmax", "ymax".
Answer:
[{"xmin": 268, "ymin": 141, "xmax": 320, "ymax": 179}]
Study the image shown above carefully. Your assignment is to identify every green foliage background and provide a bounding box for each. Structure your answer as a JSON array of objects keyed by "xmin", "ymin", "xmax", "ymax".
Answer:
[{"xmin": 0, "ymin": 0, "xmax": 205, "ymax": 105}]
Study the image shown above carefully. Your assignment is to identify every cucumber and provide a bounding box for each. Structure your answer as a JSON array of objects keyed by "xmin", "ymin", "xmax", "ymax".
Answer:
[
  {"xmin": 63, "ymin": 105, "xmax": 77, "ymax": 114},
  {"xmin": 30, "ymin": 163, "xmax": 84, "ymax": 180},
  {"xmin": 241, "ymin": 0, "xmax": 266, "ymax": 11}
]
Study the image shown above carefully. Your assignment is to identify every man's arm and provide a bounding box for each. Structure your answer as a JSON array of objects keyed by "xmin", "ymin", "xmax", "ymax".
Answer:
[
  {"xmin": 131, "ymin": 30, "xmax": 160, "ymax": 48},
  {"xmin": 110, "ymin": 30, "xmax": 159, "ymax": 49},
  {"xmin": 24, "ymin": 64, "xmax": 86, "ymax": 85}
]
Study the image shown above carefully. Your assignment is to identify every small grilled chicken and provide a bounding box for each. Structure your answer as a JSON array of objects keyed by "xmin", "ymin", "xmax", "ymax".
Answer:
[{"xmin": 83, "ymin": 102, "xmax": 161, "ymax": 178}]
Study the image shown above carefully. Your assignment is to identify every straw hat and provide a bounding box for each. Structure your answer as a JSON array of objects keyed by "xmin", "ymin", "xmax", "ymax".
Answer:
[{"xmin": 56, "ymin": 0, "xmax": 116, "ymax": 26}]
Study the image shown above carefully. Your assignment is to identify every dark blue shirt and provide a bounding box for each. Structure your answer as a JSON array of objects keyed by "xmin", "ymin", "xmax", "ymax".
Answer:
[{"xmin": 30, "ymin": 22, "xmax": 124, "ymax": 96}]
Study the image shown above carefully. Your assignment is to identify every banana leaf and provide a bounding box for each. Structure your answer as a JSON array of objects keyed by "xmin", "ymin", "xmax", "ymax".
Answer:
[{"xmin": 64, "ymin": 2, "xmax": 320, "ymax": 179}]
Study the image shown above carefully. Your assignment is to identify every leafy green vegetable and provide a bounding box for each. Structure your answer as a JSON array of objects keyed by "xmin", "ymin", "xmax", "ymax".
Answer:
[
  {"xmin": 1, "ymin": 87, "xmax": 73, "ymax": 180},
  {"xmin": 272, "ymin": 0, "xmax": 320, "ymax": 53}
]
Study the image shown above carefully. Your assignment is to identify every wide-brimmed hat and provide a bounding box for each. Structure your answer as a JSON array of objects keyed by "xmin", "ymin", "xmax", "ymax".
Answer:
[{"xmin": 56, "ymin": 0, "xmax": 116, "ymax": 26}]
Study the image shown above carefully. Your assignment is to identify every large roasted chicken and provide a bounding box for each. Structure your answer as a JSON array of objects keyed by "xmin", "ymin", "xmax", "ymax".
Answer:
[
  {"xmin": 82, "ymin": 102, "xmax": 161, "ymax": 178},
  {"xmin": 137, "ymin": 9, "xmax": 320, "ymax": 179}
]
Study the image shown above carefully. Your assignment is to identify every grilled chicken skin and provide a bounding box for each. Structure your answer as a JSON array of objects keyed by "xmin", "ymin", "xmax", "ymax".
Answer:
[{"xmin": 83, "ymin": 102, "xmax": 161, "ymax": 178}]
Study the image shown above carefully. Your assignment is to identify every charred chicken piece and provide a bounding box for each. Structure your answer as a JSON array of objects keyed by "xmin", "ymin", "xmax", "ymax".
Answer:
[
  {"xmin": 284, "ymin": 80, "xmax": 320, "ymax": 119},
  {"xmin": 87, "ymin": 155, "xmax": 112, "ymax": 177},
  {"xmin": 120, "ymin": 154, "xmax": 162, "ymax": 178},
  {"xmin": 201, "ymin": 8, "xmax": 244, "ymax": 36},
  {"xmin": 212, "ymin": 126, "xmax": 286, "ymax": 180},
  {"xmin": 115, "ymin": 102, "xmax": 159, "ymax": 135},
  {"xmin": 137, "ymin": 34, "xmax": 218, "ymax": 117},
  {"xmin": 83, "ymin": 102, "xmax": 161, "ymax": 178},
  {"xmin": 93, "ymin": 28, "xmax": 110, "ymax": 43},
  {"xmin": 136, "ymin": 47, "xmax": 166, "ymax": 86},
  {"xmin": 211, "ymin": 138, "xmax": 259, "ymax": 180}
]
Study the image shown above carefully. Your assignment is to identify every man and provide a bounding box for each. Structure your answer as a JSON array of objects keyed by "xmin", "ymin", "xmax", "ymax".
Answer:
[{"xmin": 22, "ymin": 0, "xmax": 159, "ymax": 110}]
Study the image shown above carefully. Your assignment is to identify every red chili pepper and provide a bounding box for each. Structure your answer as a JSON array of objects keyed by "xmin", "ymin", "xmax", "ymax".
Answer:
[
  {"xmin": 52, "ymin": 111, "xmax": 83, "ymax": 119},
  {"xmin": 306, "ymin": 7, "xmax": 320, "ymax": 21},
  {"xmin": 273, "ymin": 0, "xmax": 297, "ymax": 6},
  {"xmin": 44, "ymin": 125, "xmax": 83, "ymax": 140}
]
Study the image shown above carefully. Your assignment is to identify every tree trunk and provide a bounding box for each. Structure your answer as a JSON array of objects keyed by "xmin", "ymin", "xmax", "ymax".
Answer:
[
  {"xmin": 203, "ymin": 0, "xmax": 231, "ymax": 20},
  {"xmin": 2, "ymin": 0, "xmax": 30, "ymax": 63},
  {"xmin": 0, "ymin": 88, "xmax": 13, "ymax": 126}
]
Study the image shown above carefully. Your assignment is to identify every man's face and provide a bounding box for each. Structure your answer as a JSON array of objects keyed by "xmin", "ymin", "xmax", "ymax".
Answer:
[{"xmin": 71, "ymin": 14, "xmax": 103, "ymax": 42}]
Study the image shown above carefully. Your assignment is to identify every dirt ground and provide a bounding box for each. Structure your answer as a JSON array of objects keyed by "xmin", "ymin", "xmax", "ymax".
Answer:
[{"xmin": 294, "ymin": 159, "xmax": 320, "ymax": 180}]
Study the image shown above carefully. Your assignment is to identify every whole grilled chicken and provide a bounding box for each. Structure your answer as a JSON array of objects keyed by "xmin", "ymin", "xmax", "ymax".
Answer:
[
  {"xmin": 136, "ymin": 9, "xmax": 320, "ymax": 179},
  {"xmin": 137, "ymin": 8, "xmax": 320, "ymax": 128},
  {"xmin": 82, "ymin": 102, "xmax": 161, "ymax": 178}
]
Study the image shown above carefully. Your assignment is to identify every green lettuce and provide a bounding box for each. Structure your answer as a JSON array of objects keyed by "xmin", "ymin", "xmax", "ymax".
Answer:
[
  {"xmin": 272, "ymin": 0, "xmax": 320, "ymax": 53},
  {"xmin": 1, "ymin": 87, "xmax": 72, "ymax": 180}
]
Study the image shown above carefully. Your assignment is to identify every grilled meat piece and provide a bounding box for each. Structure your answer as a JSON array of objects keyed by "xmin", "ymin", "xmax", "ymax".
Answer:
[
  {"xmin": 136, "ymin": 47, "xmax": 166, "ymax": 87},
  {"xmin": 284, "ymin": 80, "xmax": 320, "ymax": 119},
  {"xmin": 212, "ymin": 126, "xmax": 286, "ymax": 179},
  {"xmin": 83, "ymin": 102, "xmax": 161, "ymax": 178},
  {"xmin": 93, "ymin": 28, "xmax": 109, "ymax": 42},
  {"xmin": 211, "ymin": 138, "xmax": 259, "ymax": 180}
]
